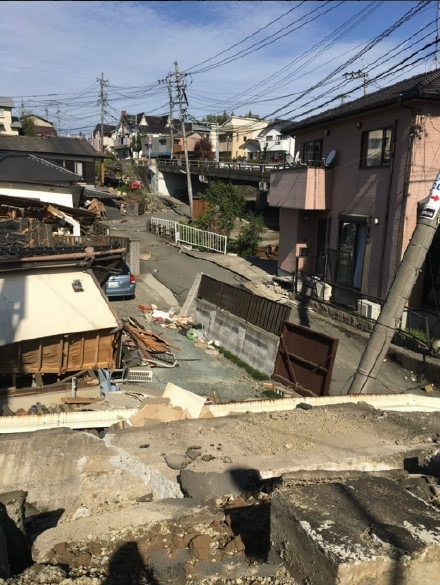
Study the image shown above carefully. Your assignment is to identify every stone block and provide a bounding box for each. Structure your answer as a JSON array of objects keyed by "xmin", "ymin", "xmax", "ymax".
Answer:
[{"xmin": 270, "ymin": 475, "xmax": 440, "ymax": 585}]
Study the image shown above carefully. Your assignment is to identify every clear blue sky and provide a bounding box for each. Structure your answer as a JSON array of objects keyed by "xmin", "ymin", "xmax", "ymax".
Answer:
[{"xmin": 1, "ymin": 1, "xmax": 437, "ymax": 135}]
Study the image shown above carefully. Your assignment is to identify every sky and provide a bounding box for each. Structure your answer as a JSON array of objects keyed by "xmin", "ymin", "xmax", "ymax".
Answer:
[{"xmin": 1, "ymin": 1, "xmax": 439, "ymax": 136}]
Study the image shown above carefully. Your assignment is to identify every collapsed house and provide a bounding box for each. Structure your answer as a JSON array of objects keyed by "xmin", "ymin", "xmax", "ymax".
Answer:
[{"xmin": 0, "ymin": 195, "xmax": 128, "ymax": 389}]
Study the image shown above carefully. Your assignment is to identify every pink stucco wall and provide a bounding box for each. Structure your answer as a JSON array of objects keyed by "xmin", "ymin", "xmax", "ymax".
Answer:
[{"xmin": 272, "ymin": 100, "xmax": 440, "ymax": 305}]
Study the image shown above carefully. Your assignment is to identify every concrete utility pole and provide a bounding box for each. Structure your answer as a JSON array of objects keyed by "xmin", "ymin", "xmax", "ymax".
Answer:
[
  {"xmin": 98, "ymin": 72, "xmax": 108, "ymax": 186},
  {"xmin": 166, "ymin": 74, "xmax": 174, "ymax": 160},
  {"xmin": 348, "ymin": 171, "xmax": 440, "ymax": 394},
  {"xmin": 174, "ymin": 61, "xmax": 194, "ymax": 218}
]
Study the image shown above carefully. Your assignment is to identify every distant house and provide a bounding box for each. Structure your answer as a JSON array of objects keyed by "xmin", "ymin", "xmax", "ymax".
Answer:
[
  {"xmin": 22, "ymin": 114, "xmax": 57, "ymax": 137},
  {"xmin": 92, "ymin": 123, "xmax": 116, "ymax": 153},
  {"xmin": 239, "ymin": 121, "xmax": 295, "ymax": 164},
  {"xmin": 112, "ymin": 111, "xmax": 151, "ymax": 160},
  {"xmin": 0, "ymin": 135, "xmax": 101, "ymax": 188},
  {"xmin": 0, "ymin": 98, "xmax": 21, "ymax": 136},
  {"xmin": 218, "ymin": 116, "xmax": 268, "ymax": 162},
  {"xmin": 269, "ymin": 68, "xmax": 440, "ymax": 322}
]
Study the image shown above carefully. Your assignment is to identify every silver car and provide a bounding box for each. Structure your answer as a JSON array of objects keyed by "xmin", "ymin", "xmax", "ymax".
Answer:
[{"xmin": 104, "ymin": 264, "xmax": 136, "ymax": 298}]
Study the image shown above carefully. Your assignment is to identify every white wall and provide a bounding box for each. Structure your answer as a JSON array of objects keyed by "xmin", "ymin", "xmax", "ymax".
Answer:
[{"xmin": 0, "ymin": 184, "xmax": 74, "ymax": 208}]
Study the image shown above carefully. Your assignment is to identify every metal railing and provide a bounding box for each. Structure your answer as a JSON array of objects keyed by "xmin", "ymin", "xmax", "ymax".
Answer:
[
  {"xmin": 155, "ymin": 158, "xmax": 290, "ymax": 173},
  {"xmin": 148, "ymin": 217, "xmax": 227, "ymax": 254}
]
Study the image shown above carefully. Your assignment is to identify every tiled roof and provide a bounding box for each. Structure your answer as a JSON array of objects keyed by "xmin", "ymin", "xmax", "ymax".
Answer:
[
  {"xmin": 286, "ymin": 68, "xmax": 440, "ymax": 132},
  {"xmin": 93, "ymin": 124, "xmax": 116, "ymax": 136},
  {"xmin": 143, "ymin": 115, "xmax": 170, "ymax": 133},
  {"xmin": 0, "ymin": 153, "xmax": 80, "ymax": 184},
  {"xmin": 0, "ymin": 135, "xmax": 101, "ymax": 157}
]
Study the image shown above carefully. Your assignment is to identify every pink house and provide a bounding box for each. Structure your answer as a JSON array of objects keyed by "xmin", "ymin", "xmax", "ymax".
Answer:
[{"xmin": 269, "ymin": 69, "xmax": 440, "ymax": 319}]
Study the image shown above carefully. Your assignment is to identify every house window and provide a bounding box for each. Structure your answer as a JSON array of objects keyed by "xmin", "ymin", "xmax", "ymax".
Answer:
[
  {"xmin": 277, "ymin": 135, "xmax": 283, "ymax": 140},
  {"xmin": 159, "ymin": 138, "xmax": 166, "ymax": 145},
  {"xmin": 335, "ymin": 215, "xmax": 368, "ymax": 289},
  {"xmin": 303, "ymin": 139, "xmax": 322, "ymax": 164},
  {"xmin": 75, "ymin": 162, "xmax": 83, "ymax": 178},
  {"xmin": 361, "ymin": 127, "xmax": 392, "ymax": 168},
  {"xmin": 266, "ymin": 135, "xmax": 273, "ymax": 141},
  {"xmin": 0, "ymin": 109, "xmax": 4, "ymax": 118}
]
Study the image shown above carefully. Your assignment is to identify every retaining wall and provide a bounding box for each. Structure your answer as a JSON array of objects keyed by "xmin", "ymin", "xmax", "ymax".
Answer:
[{"xmin": 194, "ymin": 298, "xmax": 279, "ymax": 377}]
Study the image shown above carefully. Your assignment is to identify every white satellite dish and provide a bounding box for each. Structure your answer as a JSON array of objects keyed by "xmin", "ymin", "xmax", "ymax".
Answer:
[{"xmin": 324, "ymin": 149, "xmax": 336, "ymax": 167}]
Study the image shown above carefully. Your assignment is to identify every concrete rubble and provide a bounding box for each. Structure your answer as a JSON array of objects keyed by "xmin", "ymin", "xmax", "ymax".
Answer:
[{"xmin": 1, "ymin": 398, "xmax": 440, "ymax": 584}]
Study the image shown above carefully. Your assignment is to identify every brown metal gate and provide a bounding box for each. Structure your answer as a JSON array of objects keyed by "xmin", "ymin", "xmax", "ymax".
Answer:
[{"xmin": 272, "ymin": 322, "xmax": 339, "ymax": 397}]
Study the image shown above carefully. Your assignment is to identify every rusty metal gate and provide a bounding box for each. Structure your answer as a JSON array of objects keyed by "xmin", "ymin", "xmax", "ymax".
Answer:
[{"xmin": 272, "ymin": 322, "xmax": 339, "ymax": 397}]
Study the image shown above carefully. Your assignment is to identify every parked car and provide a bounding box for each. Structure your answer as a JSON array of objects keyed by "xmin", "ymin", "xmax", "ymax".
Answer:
[{"xmin": 104, "ymin": 264, "xmax": 136, "ymax": 298}]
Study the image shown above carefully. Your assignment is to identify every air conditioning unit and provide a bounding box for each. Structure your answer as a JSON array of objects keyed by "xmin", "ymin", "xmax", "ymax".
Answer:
[{"xmin": 357, "ymin": 300, "xmax": 381, "ymax": 321}]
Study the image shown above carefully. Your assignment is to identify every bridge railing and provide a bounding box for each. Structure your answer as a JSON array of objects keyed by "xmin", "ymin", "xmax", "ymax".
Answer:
[
  {"xmin": 156, "ymin": 159, "xmax": 291, "ymax": 172},
  {"xmin": 148, "ymin": 217, "xmax": 227, "ymax": 254}
]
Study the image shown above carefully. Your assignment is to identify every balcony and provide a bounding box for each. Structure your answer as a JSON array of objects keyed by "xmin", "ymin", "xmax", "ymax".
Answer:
[{"xmin": 269, "ymin": 165, "xmax": 333, "ymax": 210}]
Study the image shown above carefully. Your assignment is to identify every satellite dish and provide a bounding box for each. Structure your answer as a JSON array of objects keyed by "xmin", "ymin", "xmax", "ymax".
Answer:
[{"xmin": 324, "ymin": 149, "xmax": 336, "ymax": 167}]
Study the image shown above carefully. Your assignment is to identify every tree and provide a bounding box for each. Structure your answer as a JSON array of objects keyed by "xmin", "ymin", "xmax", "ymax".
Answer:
[
  {"xmin": 194, "ymin": 181, "xmax": 246, "ymax": 235},
  {"xmin": 194, "ymin": 137, "xmax": 214, "ymax": 160},
  {"xmin": 20, "ymin": 115, "xmax": 36, "ymax": 136},
  {"xmin": 244, "ymin": 110, "xmax": 261, "ymax": 120},
  {"xmin": 202, "ymin": 111, "xmax": 232, "ymax": 126},
  {"xmin": 232, "ymin": 215, "xmax": 264, "ymax": 258}
]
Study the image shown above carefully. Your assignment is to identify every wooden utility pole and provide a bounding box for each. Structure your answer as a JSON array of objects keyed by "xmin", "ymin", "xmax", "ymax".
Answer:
[
  {"xmin": 174, "ymin": 61, "xmax": 194, "ymax": 218},
  {"xmin": 348, "ymin": 171, "xmax": 440, "ymax": 394}
]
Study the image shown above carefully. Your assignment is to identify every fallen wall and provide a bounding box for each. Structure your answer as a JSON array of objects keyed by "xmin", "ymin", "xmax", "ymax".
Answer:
[{"xmin": 194, "ymin": 298, "xmax": 279, "ymax": 376}]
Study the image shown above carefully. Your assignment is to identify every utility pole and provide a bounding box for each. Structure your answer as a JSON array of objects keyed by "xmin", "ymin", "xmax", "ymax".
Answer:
[
  {"xmin": 348, "ymin": 172, "xmax": 440, "ymax": 394},
  {"xmin": 344, "ymin": 70, "xmax": 368, "ymax": 96},
  {"xmin": 166, "ymin": 74, "xmax": 174, "ymax": 160},
  {"xmin": 174, "ymin": 61, "xmax": 193, "ymax": 218},
  {"xmin": 98, "ymin": 72, "xmax": 108, "ymax": 186}
]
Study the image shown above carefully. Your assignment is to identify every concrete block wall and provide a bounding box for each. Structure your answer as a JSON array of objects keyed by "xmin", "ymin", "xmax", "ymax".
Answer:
[{"xmin": 194, "ymin": 299, "xmax": 279, "ymax": 377}]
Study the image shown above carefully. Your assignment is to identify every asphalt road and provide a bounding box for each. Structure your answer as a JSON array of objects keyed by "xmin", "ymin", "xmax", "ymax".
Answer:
[{"xmin": 102, "ymin": 203, "xmax": 434, "ymax": 399}]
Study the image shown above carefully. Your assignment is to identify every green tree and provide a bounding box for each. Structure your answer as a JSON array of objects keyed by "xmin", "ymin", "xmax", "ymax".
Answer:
[
  {"xmin": 202, "ymin": 111, "xmax": 232, "ymax": 126},
  {"xmin": 20, "ymin": 115, "xmax": 36, "ymax": 136},
  {"xmin": 232, "ymin": 214, "xmax": 264, "ymax": 258},
  {"xmin": 194, "ymin": 181, "xmax": 246, "ymax": 235}
]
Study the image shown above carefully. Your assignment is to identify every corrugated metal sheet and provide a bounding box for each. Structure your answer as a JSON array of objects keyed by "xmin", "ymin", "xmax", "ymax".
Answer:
[{"xmin": 0, "ymin": 267, "xmax": 119, "ymax": 345}]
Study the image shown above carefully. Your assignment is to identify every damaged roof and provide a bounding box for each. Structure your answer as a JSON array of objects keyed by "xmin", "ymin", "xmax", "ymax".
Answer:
[{"xmin": 0, "ymin": 267, "xmax": 120, "ymax": 345}]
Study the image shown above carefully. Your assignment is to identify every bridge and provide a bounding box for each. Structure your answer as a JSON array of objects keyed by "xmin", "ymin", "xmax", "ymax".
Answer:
[{"xmin": 142, "ymin": 159, "xmax": 291, "ymax": 210}]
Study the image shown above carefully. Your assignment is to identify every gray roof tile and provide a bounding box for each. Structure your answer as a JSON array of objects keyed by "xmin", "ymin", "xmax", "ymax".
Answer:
[
  {"xmin": 0, "ymin": 135, "xmax": 101, "ymax": 157},
  {"xmin": 0, "ymin": 153, "xmax": 80, "ymax": 184},
  {"xmin": 286, "ymin": 68, "xmax": 440, "ymax": 132}
]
